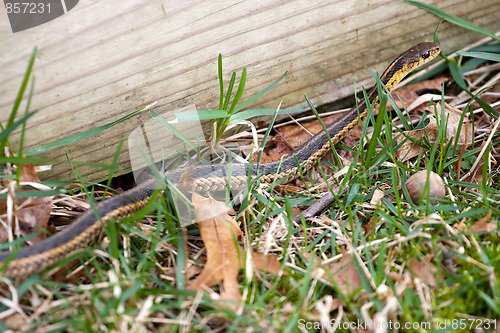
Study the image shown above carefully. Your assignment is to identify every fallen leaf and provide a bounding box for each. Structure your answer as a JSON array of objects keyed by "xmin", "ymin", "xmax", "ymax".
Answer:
[
  {"xmin": 370, "ymin": 189, "xmax": 385, "ymax": 205},
  {"xmin": 395, "ymin": 117, "xmax": 439, "ymax": 161},
  {"xmin": 274, "ymin": 184, "xmax": 305, "ymax": 194},
  {"xmin": 175, "ymin": 165, "xmax": 196, "ymax": 192},
  {"xmin": 396, "ymin": 102, "xmax": 472, "ymax": 162},
  {"xmin": 322, "ymin": 251, "xmax": 362, "ymax": 296},
  {"xmin": 193, "ymin": 193, "xmax": 232, "ymax": 223},
  {"xmin": 188, "ymin": 194, "xmax": 242, "ymax": 303},
  {"xmin": 405, "ymin": 170, "xmax": 445, "ymax": 204},
  {"xmin": 0, "ymin": 164, "xmax": 52, "ymax": 245},
  {"xmin": 409, "ymin": 257, "xmax": 438, "ymax": 288},
  {"xmin": 188, "ymin": 193, "xmax": 280, "ymax": 310},
  {"xmin": 1, "ymin": 312, "xmax": 28, "ymax": 332},
  {"xmin": 470, "ymin": 210, "xmax": 496, "ymax": 233},
  {"xmin": 252, "ymin": 252, "xmax": 281, "ymax": 274},
  {"xmin": 386, "ymin": 271, "xmax": 405, "ymax": 284},
  {"xmin": 439, "ymin": 103, "xmax": 473, "ymax": 147},
  {"xmin": 454, "ymin": 221, "xmax": 467, "ymax": 232}
]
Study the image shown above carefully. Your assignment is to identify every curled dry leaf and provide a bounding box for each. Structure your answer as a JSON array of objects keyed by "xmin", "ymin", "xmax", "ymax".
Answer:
[
  {"xmin": 0, "ymin": 164, "xmax": 52, "ymax": 245},
  {"xmin": 175, "ymin": 165, "xmax": 196, "ymax": 192},
  {"xmin": 321, "ymin": 251, "xmax": 362, "ymax": 296},
  {"xmin": 454, "ymin": 221, "xmax": 467, "ymax": 232},
  {"xmin": 370, "ymin": 189, "xmax": 385, "ymax": 205},
  {"xmin": 439, "ymin": 103, "xmax": 473, "ymax": 146},
  {"xmin": 395, "ymin": 102, "xmax": 473, "ymax": 162},
  {"xmin": 470, "ymin": 210, "xmax": 496, "ymax": 233},
  {"xmin": 188, "ymin": 193, "xmax": 280, "ymax": 310},
  {"xmin": 409, "ymin": 257, "xmax": 439, "ymax": 289},
  {"xmin": 193, "ymin": 193, "xmax": 232, "ymax": 223},
  {"xmin": 396, "ymin": 116, "xmax": 439, "ymax": 161},
  {"xmin": 1, "ymin": 312, "xmax": 28, "ymax": 332},
  {"xmin": 188, "ymin": 193, "xmax": 242, "ymax": 307}
]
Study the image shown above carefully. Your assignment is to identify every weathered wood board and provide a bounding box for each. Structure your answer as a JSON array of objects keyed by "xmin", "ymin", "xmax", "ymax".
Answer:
[{"xmin": 1, "ymin": 0, "xmax": 499, "ymax": 181}]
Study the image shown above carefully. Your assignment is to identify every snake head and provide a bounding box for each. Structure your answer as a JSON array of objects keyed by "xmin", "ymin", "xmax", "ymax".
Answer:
[
  {"xmin": 408, "ymin": 42, "xmax": 441, "ymax": 67},
  {"xmin": 382, "ymin": 42, "xmax": 441, "ymax": 90}
]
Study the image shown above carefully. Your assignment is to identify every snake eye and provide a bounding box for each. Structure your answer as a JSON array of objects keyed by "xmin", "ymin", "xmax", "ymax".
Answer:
[{"xmin": 421, "ymin": 51, "xmax": 430, "ymax": 59}]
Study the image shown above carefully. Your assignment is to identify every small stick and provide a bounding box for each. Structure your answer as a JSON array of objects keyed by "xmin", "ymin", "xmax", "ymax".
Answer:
[{"xmin": 294, "ymin": 185, "xmax": 348, "ymax": 223}]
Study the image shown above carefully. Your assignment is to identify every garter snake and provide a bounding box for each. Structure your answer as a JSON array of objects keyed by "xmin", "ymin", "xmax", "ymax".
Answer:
[{"xmin": 0, "ymin": 42, "xmax": 441, "ymax": 278}]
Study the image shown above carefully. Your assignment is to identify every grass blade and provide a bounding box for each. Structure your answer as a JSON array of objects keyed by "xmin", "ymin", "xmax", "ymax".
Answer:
[
  {"xmin": 1, "ymin": 47, "xmax": 37, "ymax": 154},
  {"xmin": 229, "ymin": 67, "xmax": 246, "ymax": 114},
  {"xmin": 150, "ymin": 111, "xmax": 197, "ymax": 151},
  {"xmin": 0, "ymin": 111, "xmax": 37, "ymax": 144},
  {"xmin": 365, "ymin": 70, "xmax": 387, "ymax": 166},
  {"xmin": 218, "ymin": 54, "xmax": 224, "ymax": 110},
  {"xmin": 447, "ymin": 59, "xmax": 469, "ymax": 91},
  {"xmin": 222, "ymin": 72, "xmax": 236, "ymax": 111},
  {"xmin": 173, "ymin": 107, "xmax": 306, "ymax": 124},
  {"xmin": 472, "ymin": 90, "xmax": 499, "ymax": 118},
  {"xmin": 235, "ymin": 71, "xmax": 287, "ymax": 112},
  {"xmin": 405, "ymin": 1, "xmax": 500, "ymax": 41},
  {"xmin": 457, "ymin": 51, "xmax": 500, "ymax": 62},
  {"xmin": 447, "ymin": 59, "xmax": 499, "ymax": 118},
  {"xmin": 25, "ymin": 105, "xmax": 149, "ymax": 156},
  {"xmin": 0, "ymin": 156, "xmax": 55, "ymax": 164},
  {"xmin": 174, "ymin": 109, "xmax": 229, "ymax": 122},
  {"xmin": 230, "ymin": 106, "xmax": 306, "ymax": 123}
]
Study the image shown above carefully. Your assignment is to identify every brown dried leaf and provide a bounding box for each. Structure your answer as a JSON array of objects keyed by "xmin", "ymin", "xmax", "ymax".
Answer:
[
  {"xmin": 386, "ymin": 271, "xmax": 405, "ymax": 284},
  {"xmin": 1, "ymin": 312, "xmax": 28, "ymax": 332},
  {"xmin": 470, "ymin": 210, "xmax": 496, "ymax": 233},
  {"xmin": 193, "ymin": 193, "xmax": 232, "ymax": 223},
  {"xmin": 409, "ymin": 257, "xmax": 437, "ymax": 288},
  {"xmin": 188, "ymin": 194, "xmax": 242, "ymax": 297},
  {"xmin": 252, "ymin": 252, "xmax": 281, "ymax": 275},
  {"xmin": 436, "ymin": 102, "xmax": 473, "ymax": 147},
  {"xmin": 176, "ymin": 165, "xmax": 196, "ymax": 192},
  {"xmin": 370, "ymin": 189, "xmax": 385, "ymax": 205},
  {"xmin": 322, "ymin": 251, "xmax": 362, "ymax": 296},
  {"xmin": 454, "ymin": 221, "xmax": 467, "ymax": 232},
  {"xmin": 405, "ymin": 170, "xmax": 445, "ymax": 204},
  {"xmin": 188, "ymin": 193, "xmax": 280, "ymax": 309},
  {"xmin": 395, "ymin": 117, "xmax": 439, "ymax": 161},
  {"xmin": 396, "ymin": 102, "xmax": 472, "ymax": 162},
  {"xmin": 0, "ymin": 164, "xmax": 52, "ymax": 245}
]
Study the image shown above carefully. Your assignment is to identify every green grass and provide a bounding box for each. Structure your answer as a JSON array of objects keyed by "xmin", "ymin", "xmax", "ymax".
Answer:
[{"xmin": 1, "ymin": 6, "xmax": 500, "ymax": 333}]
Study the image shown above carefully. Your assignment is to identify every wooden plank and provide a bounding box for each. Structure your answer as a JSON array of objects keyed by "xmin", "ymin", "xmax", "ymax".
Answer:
[{"xmin": 1, "ymin": 0, "xmax": 499, "ymax": 181}]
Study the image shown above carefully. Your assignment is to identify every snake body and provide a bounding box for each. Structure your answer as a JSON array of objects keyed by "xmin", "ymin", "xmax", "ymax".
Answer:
[{"xmin": 0, "ymin": 42, "xmax": 440, "ymax": 277}]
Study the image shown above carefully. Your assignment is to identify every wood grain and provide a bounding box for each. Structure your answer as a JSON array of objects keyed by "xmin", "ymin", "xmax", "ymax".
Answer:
[{"xmin": 0, "ymin": 0, "xmax": 499, "ymax": 181}]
